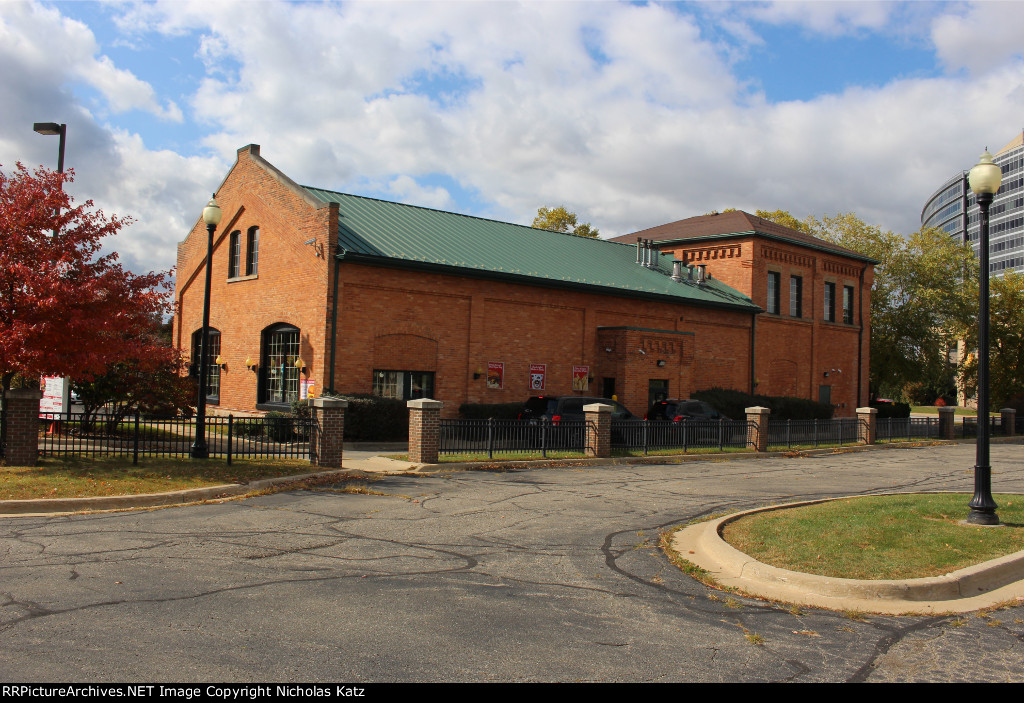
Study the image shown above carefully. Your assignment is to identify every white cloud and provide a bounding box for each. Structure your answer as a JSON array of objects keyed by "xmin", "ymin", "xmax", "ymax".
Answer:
[
  {"xmin": 931, "ymin": 2, "xmax": 1024, "ymax": 74},
  {"xmin": 0, "ymin": 1, "xmax": 181, "ymax": 121},
  {"xmin": 6, "ymin": 0, "xmax": 1024, "ymax": 282},
  {"xmin": 385, "ymin": 175, "xmax": 454, "ymax": 211},
  {"xmin": 742, "ymin": 0, "xmax": 894, "ymax": 36}
]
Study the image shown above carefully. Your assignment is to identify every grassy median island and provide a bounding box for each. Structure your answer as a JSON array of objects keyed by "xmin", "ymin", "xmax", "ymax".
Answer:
[
  {"xmin": 720, "ymin": 493, "xmax": 1024, "ymax": 580},
  {"xmin": 0, "ymin": 456, "xmax": 314, "ymax": 501}
]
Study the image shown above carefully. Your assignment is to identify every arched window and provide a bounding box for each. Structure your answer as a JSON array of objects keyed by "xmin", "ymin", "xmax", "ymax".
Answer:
[
  {"xmin": 260, "ymin": 323, "xmax": 300, "ymax": 405},
  {"xmin": 191, "ymin": 328, "xmax": 221, "ymax": 404}
]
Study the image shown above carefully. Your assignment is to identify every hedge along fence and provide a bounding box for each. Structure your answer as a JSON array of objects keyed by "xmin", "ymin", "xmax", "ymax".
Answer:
[
  {"xmin": 326, "ymin": 394, "xmax": 408, "ymax": 442},
  {"xmin": 693, "ymin": 388, "xmax": 834, "ymax": 421}
]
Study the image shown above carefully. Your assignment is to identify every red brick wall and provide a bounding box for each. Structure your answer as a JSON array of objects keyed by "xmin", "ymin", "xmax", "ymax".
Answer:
[
  {"xmin": 174, "ymin": 146, "xmax": 334, "ymax": 414},
  {"xmin": 658, "ymin": 236, "xmax": 873, "ymax": 416},
  {"xmin": 329, "ymin": 262, "xmax": 755, "ymax": 418}
]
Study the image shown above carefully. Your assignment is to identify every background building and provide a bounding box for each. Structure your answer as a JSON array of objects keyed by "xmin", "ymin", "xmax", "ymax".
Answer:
[{"xmin": 922, "ymin": 131, "xmax": 1024, "ymax": 276}]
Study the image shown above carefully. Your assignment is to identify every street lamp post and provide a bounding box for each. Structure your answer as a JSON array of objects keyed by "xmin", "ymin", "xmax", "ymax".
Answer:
[
  {"xmin": 190, "ymin": 195, "xmax": 223, "ymax": 459},
  {"xmin": 32, "ymin": 122, "xmax": 66, "ymax": 174},
  {"xmin": 967, "ymin": 149, "xmax": 1002, "ymax": 525},
  {"xmin": 33, "ymin": 122, "xmax": 66, "ymax": 237}
]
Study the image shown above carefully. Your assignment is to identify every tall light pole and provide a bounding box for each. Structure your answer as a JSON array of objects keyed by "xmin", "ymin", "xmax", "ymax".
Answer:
[
  {"xmin": 190, "ymin": 194, "xmax": 223, "ymax": 459},
  {"xmin": 33, "ymin": 122, "xmax": 66, "ymax": 237},
  {"xmin": 967, "ymin": 148, "xmax": 1002, "ymax": 525}
]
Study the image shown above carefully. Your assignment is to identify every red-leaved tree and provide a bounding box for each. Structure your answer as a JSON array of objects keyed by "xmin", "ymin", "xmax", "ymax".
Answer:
[{"xmin": 0, "ymin": 163, "xmax": 171, "ymax": 399}]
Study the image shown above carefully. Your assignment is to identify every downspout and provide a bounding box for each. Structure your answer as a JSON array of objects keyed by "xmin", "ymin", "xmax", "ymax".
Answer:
[
  {"xmin": 858, "ymin": 264, "xmax": 867, "ymax": 406},
  {"xmin": 750, "ymin": 313, "xmax": 757, "ymax": 395},
  {"xmin": 328, "ymin": 254, "xmax": 342, "ymax": 394}
]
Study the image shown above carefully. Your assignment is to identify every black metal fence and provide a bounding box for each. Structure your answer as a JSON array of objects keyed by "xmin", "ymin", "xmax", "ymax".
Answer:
[
  {"xmin": 38, "ymin": 411, "xmax": 314, "ymax": 464},
  {"xmin": 611, "ymin": 418, "xmax": 753, "ymax": 453},
  {"xmin": 873, "ymin": 417, "xmax": 943, "ymax": 442},
  {"xmin": 764, "ymin": 418, "xmax": 864, "ymax": 450},
  {"xmin": 960, "ymin": 415, "xmax": 1004, "ymax": 438},
  {"xmin": 439, "ymin": 418, "xmax": 594, "ymax": 458}
]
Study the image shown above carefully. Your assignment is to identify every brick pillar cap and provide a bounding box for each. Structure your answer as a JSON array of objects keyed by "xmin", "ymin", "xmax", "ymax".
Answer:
[
  {"xmin": 5, "ymin": 389, "xmax": 43, "ymax": 399},
  {"xmin": 583, "ymin": 403, "xmax": 613, "ymax": 413},
  {"xmin": 310, "ymin": 397, "xmax": 348, "ymax": 409},
  {"xmin": 745, "ymin": 406, "xmax": 771, "ymax": 414},
  {"xmin": 856, "ymin": 407, "xmax": 878, "ymax": 414},
  {"xmin": 1000, "ymin": 407, "xmax": 1017, "ymax": 413},
  {"xmin": 937, "ymin": 406, "xmax": 956, "ymax": 414},
  {"xmin": 407, "ymin": 398, "xmax": 443, "ymax": 410}
]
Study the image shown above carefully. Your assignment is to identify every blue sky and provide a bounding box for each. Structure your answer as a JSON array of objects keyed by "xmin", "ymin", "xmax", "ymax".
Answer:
[{"xmin": 4, "ymin": 1, "xmax": 1024, "ymax": 275}]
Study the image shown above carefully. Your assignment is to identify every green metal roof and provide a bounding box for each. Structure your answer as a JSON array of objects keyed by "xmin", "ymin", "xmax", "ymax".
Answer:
[{"xmin": 303, "ymin": 187, "xmax": 759, "ymax": 312}]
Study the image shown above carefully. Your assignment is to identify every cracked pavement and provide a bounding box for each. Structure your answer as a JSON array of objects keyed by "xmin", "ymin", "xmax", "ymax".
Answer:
[{"xmin": 3, "ymin": 442, "xmax": 1024, "ymax": 682}]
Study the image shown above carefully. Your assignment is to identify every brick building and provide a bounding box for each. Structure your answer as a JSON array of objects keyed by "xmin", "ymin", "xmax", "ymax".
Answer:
[
  {"xmin": 612, "ymin": 212, "xmax": 875, "ymax": 413},
  {"xmin": 174, "ymin": 146, "xmax": 872, "ymax": 418}
]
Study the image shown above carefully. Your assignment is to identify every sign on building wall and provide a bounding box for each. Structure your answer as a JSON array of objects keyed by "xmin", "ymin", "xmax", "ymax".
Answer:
[
  {"xmin": 301, "ymin": 379, "xmax": 317, "ymax": 400},
  {"xmin": 487, "ymin": 362, "xmax": 504, "ymax": 390},
  {"xmin": 572, "ymin": 366, "xmax": 590, "ymax": 391},
  {"xmin": 529, "ymin": 364, "xmax": 546, "ymax": 391}
]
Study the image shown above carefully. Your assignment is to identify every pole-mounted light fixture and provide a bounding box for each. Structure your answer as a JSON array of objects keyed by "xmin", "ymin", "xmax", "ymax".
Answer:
[
  {"xmin": 191, "ymin": 194, "xmax": 222, "ymax": 459},
  {"xmin": 966, "ymin": 148, "xmax": 1002, "ymax": 525}
]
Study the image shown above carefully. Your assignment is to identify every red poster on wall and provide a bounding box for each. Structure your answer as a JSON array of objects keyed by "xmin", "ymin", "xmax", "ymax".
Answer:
[
  {"xmin": 572, "ymin": 365, "xmax": 590, "ymax": 391},
  {"xmin": 487, "ymin": 362, "xmax": 504, "ymax": 390},
  {"xmin": 529, "ymin": 363, "xmax": 546, "ymax": 391}
]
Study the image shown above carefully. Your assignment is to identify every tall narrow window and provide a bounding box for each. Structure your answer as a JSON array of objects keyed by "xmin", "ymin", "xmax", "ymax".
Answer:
[
  {"xmin": 843, "ymin": 285, "xmax": 855, "ymax": 324},
  {"xmin": 191, "ymin": 328, "xmax": 221, "ymax": 404},
  {"xmin": 228, "ymin": 231, "xmax": 241, "ymax": 278},
  {"xmin": 790, "ymin": 275, "xmax": 803, "ymax": 318},
  {"xmin": 261, "ymin": 324, "xmax": 300, "ymax": 405},
  {"xmin": 246, "ymin": 226, "xmax": 259, "ymax": 276},
  {"xmin": 766, "ymin": 272, "xmax": 780, "ymax": 314},
  {"xmin": 824, "ymin": 282, "xmax": 836, "ymax": 322}
]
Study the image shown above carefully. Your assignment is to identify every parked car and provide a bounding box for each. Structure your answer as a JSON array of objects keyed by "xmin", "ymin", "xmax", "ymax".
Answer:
[
  {"xmin": 518, "ymin": 395, "xmax": 640, "ymax": 448},
  {"xmin": 518, "ymin": 395, "xmax": 637, "ymax": 424},
  {"xmin": 645, "ymin": 399, "xmax": 736, "ymax": 446},
  {"xmin": 645, "ymin": 399, "xmax": 731, "ymax": 423}
]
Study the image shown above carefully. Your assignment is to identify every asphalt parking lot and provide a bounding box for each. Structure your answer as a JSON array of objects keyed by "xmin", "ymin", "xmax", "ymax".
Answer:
[{"xmin": 3, "ymin": 442, "xmax": 1024, "ymax": 682}]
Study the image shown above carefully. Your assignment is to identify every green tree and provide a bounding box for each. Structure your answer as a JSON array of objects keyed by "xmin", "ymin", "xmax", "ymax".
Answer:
[
  {"xmin": 755, "ymin": 210, "xmax": 979, "ymax": 400},
  {"xmin": 959, "ymin": 272, "xmax": 1024, "ymax": 409},
  {"xmin": 532, "ymin": 206, "xmax": 599, "ymax": 238}
]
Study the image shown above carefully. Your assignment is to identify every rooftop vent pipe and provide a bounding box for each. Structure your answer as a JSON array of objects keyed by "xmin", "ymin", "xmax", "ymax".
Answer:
[
  {"xmin": 696, "ymin": 264, "xmax": 707, "ymax": 284},
  {"xmin": 671, "ymin": 260, "xmax": 683, "ymax": 282}
]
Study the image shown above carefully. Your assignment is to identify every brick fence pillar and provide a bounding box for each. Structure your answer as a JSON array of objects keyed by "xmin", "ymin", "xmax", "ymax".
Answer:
[
  {"xmin": 745, "ymin": 406, "xmax": 770, "ymax": 452},
  {"xmin": 856, "ymin": 407, "xmax": 877, "ymax": 445},
  {"xmin": 583, "ymin": 403, "xmax": 612, "ymax": 458},
  {"xmin": 938, "ymin": 406, "xmax": 956, "ymax": 440},
  {"xmin": 3, "ymin": 389, "xmax": 42, "ymax": 466},
  {"xmin": 1001, "ymin": 407, "xmax": 1017, "ymax": 437},
  {"xmin": 308, "ymin": 397, "xmax": 348, "ymax": 468},
  {"xmin": 408, "ymin": 399, "xmax": 443, "ymax": 464}
]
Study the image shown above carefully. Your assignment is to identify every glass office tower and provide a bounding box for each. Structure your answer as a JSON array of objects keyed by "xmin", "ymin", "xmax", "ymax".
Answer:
[{"xmin": 922, "ymin": 132, "xmax": 1024, "ymax": 275}]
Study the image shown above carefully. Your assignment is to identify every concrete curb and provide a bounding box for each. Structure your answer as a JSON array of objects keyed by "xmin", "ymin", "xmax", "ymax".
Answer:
[
  {"xmin": 0, "ymin": 468, "xmax": 359, "ymax": 517},
  {"xmin": 672, "ymin": 496, "xmax": 1024, "ymax": 615}
]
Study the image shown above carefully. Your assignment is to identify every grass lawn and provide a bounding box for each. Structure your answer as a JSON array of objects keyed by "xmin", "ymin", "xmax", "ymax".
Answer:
[
  {"xmin": 384, "ymin": 451, "xmax": 588, "ymax": 463},
  {"xmin": 910, "ymin": 406, "xmax": 990, "ymax": 417},
  {"xmin": 720, "ymin": 493, "xmax": 1024, "ymax": 580},
  {"xmin": 0, "ymin": 456, "xmax": 315, "ymax": 501}
]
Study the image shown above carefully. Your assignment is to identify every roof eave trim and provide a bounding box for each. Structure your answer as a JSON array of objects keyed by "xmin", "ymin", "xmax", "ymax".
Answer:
[{"xmin": 652, "ymin": 230, "xmax": 879, "ymax": 265}]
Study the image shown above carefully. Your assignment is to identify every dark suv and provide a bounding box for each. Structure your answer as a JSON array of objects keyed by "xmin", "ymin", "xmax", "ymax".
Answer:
[
  {"xmin": 645, "ymin": 399, "xmax": 730, "ymax": 423},
  {"xmin": 518, "ymin": 396, "xmax": 637, "ymax": 424}
]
